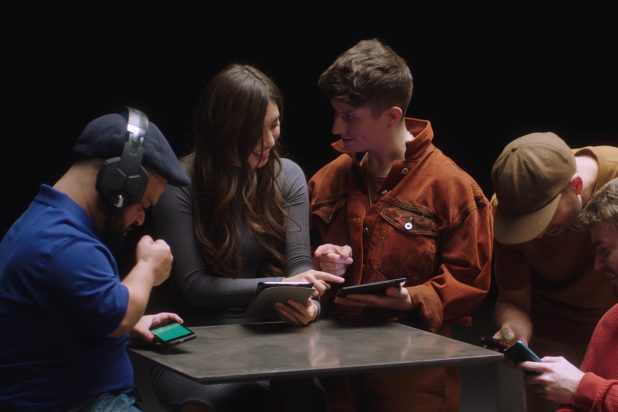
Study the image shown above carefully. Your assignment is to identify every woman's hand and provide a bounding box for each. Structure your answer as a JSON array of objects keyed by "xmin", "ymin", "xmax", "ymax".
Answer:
[
  {"xmin": 285, "ymin": 269, "xmax": 345, "ymax": 297},
  {"xmin": 274, "ymin": 299, "xmax": 319, "ymax": 326}
]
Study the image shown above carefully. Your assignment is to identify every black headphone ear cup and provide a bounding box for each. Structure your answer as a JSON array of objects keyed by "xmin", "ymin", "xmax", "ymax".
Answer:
[
  {"xmin": 96, "ymin": 158, "xmax": 148, "ymax": 209},
  {"xmin": 96, "ymin": 107, "xmax": 149, "ymax": 209}
]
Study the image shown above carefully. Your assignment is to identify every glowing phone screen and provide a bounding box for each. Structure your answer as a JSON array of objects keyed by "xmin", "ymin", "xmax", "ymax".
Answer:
[{"xmin": 151, "ymin": 323, "xmax": 193, "ymax": 342}]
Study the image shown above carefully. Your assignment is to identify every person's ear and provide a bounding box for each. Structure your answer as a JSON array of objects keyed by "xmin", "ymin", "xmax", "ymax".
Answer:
[
  {"xmin": 570, "ymin": 174, "xmax": 584, "ymax": 195},
  {"xmin": 383, "ymin": 106, "xmax": 403, "ymax": 127}
]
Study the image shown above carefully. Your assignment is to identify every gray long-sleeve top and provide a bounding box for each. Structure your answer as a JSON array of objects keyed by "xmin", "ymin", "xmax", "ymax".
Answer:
[{"xmin": 150, "ymin": 158, "xmax": 313, "ymax": 324}]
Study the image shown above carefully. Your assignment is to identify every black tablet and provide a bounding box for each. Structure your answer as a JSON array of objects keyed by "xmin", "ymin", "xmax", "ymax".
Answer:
[
  {"xmin": 245, "ymin": 281, "xmax": 314, "ymax": 316},
  {"xmin": 338, "ymin": 277, "xmax": 407, "ymax": 297}
]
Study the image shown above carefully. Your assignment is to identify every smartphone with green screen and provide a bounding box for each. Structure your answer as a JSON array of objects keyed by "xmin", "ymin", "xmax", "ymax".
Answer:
[{"xmin": 150, "ymin": 322, "xmax": 196, "ymax": 345}]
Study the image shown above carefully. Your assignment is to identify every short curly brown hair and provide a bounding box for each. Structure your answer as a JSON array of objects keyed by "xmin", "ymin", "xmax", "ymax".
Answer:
[
  {"xmin": 579, "ymin": 177, "xmax": 618, "ymax": 231},
  {"xmin": 318, "ymin": 39, "xmax": 413, "ymax": 117}
]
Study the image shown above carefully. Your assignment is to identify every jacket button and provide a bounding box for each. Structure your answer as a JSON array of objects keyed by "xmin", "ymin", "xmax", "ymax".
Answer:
[
  {"xmin": 363, "ymin": 226, "xmax": 369, "ymax": 234},
  {"xmin": 401, "ymin": 167, "xmax": 409, "ymax": 175},
  {"xmin": 404, "ymin": 222, "xmax": 413, "ymax": 230}
]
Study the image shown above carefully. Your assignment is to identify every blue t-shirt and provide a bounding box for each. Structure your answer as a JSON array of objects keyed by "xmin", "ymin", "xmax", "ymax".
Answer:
[{"xmin": 0, "ymin": 185, "xmax": 132, "ymax": 411}]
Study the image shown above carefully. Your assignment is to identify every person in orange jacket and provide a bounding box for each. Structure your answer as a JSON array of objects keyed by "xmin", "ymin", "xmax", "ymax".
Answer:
[{"xmin": 308, "ymin": 38, "xmax": 493, "ymax": 412}]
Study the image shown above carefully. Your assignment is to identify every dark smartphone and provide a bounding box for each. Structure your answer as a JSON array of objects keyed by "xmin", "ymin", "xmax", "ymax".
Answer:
[
  {"xmin": 338, "ymin": 277, "xmax": 407, "ymax": 297},
  {"xmin": 150, "ymin": 322, "xmax": 196, "ymax": 345},
  {"xmin": 503, "ymin": 340, "xmax": 542, "ymax": 363},
  {"xmin": 480, "ymin": 336, "xmax": 510, "ymax": 353}
]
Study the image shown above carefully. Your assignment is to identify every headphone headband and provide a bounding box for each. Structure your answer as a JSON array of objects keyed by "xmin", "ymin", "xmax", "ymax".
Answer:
[{"xmin": 127, "ymin": 107, "xmax": 148, "ymax": 146}]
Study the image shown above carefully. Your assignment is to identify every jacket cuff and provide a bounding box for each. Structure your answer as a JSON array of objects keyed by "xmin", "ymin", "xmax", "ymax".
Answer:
[
  {"xmin": 572, "ymin": 372, "xmax": 602, "ymax": 410},
  {"xmin": 406, "ymin": 284, "xmax": 443, "ymax": 333}
]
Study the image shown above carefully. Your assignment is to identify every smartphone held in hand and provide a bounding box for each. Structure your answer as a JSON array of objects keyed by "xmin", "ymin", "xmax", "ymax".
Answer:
[
  {"xmin": 150, "ymin": 322, "xmax": 196, "ymax": 345},
  {"xmin": 480, "ymin": 336, "xmax": 541, "ymax": 363},
  {"xmin": 503, "ymin": 340, "xmax": 542, "ymax": 363}
]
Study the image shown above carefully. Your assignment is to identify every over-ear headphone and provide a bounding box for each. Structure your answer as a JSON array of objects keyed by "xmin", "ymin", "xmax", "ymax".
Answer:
[{"xmin": 96, "ymin": 107, "xmax": 149, "ymax": 209}]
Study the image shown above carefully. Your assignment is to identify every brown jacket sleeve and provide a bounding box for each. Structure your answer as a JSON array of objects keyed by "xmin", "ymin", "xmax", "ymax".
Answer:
[{"xmin": 407, "ymin": 183, "xmax": 493, "ymax": 332}]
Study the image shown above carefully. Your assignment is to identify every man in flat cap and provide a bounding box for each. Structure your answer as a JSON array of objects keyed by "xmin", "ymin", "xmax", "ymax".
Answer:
[
  {"xmin": 0, "ymin": 108, "xmax": 190, "ymax": 411},
  {"xmin": 491, "ymin": 132, "xmax": 618, "ymax": 411}
]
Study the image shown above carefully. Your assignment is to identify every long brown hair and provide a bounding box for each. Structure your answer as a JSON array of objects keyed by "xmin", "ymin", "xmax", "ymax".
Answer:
[{"xmin": 191, "ymin": 64, "xmax": 286, "ymax": 277}]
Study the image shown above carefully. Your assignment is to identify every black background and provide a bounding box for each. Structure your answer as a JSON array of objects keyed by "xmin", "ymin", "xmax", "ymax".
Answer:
[{"xmin": 4, "ymin": 3, "xmax": 618, "ymax": 236}]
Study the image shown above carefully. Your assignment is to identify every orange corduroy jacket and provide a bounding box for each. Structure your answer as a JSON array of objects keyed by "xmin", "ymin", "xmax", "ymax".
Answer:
[{"xmin": 309, "ymin": 118, "xmax": 493, "ymax": 333}]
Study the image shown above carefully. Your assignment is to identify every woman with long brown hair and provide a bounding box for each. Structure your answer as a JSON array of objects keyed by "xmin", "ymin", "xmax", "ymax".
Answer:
[{"xmin": 150, "ymin": 64, "xmax": 342, "ymax": 411}]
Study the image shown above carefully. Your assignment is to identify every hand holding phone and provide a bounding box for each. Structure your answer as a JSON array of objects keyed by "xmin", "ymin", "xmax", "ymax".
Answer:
[
  {"xmin": 481, "ymin": 336, "xmax": 541, "ymax": 362},
  {"xmin": 338, "ymin": 277, "xmax": 407, "ymax": 297},
  {"xmin": 150, "ymin": 322, "xmax": 196, "ymax": 345},
  {"xmin": 480, "ymin": 336, "xmax": 510, "ymax": 353},
  {"xmin": 503, "ymin": 340, "xmax": 542, "ymax": 363}
]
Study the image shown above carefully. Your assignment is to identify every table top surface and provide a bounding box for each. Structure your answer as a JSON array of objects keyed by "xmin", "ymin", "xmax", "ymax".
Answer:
[{"xmin": 130, "ymin": 319, "xmax": 502, "ymax": 382}]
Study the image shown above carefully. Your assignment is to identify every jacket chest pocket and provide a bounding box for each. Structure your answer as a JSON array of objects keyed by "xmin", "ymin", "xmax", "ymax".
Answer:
[
  {"xmin": 311, "ymin": 198, "xmax": 349, "ymax": 246},
  {"xmin": 312, "ymin": 198, "xmax": 346, "ymax": 225},
  {"xmin": 371, "ymin": 203, "xmax": 439, "ymax": 281}
]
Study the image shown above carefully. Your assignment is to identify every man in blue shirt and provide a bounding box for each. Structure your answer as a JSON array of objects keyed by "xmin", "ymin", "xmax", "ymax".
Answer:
[{"xmin": 0, "ymin": 108, "xmax": 190, "ymax": 411}]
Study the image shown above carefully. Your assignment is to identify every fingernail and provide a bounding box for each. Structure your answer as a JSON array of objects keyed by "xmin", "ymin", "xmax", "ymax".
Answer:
[{"xmin": 501, "ymin": 327, "xmax": 515, "ymax": 341}]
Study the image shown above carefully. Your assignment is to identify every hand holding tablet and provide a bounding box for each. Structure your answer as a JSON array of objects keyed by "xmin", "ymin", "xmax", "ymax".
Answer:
[
  {"xmin": 245, "ymin": 281, "xmax": 315, "ymax": 316},
  {"xmin": 337, "ymin": 277, "xmax": 407, "ymax": 297}
]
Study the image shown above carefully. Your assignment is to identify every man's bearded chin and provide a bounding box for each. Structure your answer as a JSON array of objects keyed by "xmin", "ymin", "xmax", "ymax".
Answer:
[{"xmin": 100, "ymin": 212, "xmax": 128, "ymax": 252}]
